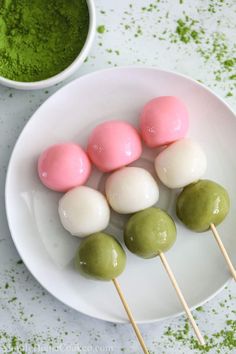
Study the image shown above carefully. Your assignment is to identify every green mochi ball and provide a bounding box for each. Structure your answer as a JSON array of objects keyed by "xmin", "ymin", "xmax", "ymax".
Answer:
[
  {"xmin": 124, "ymin": 207, "xmax": 177, "ymax": 259},
  {"xmin": 176, "ymin": 179, "xmax": 230, "ymax": 232},
  {"xmin": 75, "ymin": 232, "xmax": 126, "ymax": 281}
]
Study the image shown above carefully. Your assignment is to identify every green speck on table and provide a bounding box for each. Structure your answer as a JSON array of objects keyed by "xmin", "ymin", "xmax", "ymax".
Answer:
[{"xmin": 97, "ymin": 25, "xmax": 106, "ymax": 34}]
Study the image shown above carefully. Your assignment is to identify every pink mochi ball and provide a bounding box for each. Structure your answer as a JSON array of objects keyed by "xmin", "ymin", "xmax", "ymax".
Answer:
[
  {"xmin": 140, "ymin": 96, "xmax": 189, "ymax": 147},
  {"xmin": 38, "ymin": 143, "xmax": 91, "ymax": 192},
  {"xmin": 87, "ymin": 120, "xmax": 142, "ymax": 172}
]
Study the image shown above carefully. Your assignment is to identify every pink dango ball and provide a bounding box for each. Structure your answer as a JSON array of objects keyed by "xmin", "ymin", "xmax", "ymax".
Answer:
[
  {"xmin": 140, "ymin": 96, "xmax": 189, "ymax": 148},
  {"xmin": 38, "ymin": 143, "xmax": 91, "ymax": 192},
  {"xmin": 87, "ymin": 120, "xmax": 142, "ymax": 172}
]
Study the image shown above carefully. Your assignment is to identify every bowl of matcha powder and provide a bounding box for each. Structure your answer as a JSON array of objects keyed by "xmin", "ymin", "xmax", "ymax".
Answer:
[{"xmin": 0, "ymin": 0, "xmax": 96, "ymax": 90}]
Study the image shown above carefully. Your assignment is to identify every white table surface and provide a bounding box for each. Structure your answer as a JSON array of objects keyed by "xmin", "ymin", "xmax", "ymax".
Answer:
[{"xmin": 0, "ymin": 1, "xmax": 236, "ymax": 353}]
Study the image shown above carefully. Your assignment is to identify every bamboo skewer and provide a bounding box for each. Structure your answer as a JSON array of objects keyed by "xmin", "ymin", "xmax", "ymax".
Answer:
[
  {"xmin": 159, "ymin": 253, "xmax": 205, "ymax": 346},
  {"xmin": 112, "ymin": 278, "xmax": 149, "ymax": 354},
  {"xmin": 210, "ymin": 223, "xmax": 236, "ymax": 281}
]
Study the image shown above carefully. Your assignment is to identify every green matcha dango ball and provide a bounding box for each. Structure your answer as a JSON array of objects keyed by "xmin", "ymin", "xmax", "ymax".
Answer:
[
  {"xmin": 176, "ymin": 180, "xmax": 230, "ymax": 232},
  {"xmin": 75, "ymin": 232, "xmax": 126, "ymax": 281},
  {"xmin": 124, "ymin": 208, "xmax": 177, "ymax": 259}
]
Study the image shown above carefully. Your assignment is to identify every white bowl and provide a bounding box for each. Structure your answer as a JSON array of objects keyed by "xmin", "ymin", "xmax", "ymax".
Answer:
[{"xmin": 0, "ymin": 0, "xmax": 96, "ymax": 90}]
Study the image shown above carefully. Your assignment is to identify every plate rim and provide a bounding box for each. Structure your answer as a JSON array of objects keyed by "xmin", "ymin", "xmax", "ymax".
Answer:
[{"xmin": 5, "ymin": 66, "xmax": 235, "ymax": 324}]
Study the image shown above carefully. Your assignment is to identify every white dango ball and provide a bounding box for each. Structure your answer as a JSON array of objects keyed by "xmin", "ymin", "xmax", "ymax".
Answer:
[
  {"xmin": 105, "ymin": 167, "xmax": 159, "ymax": 214},
  {"xmin": 155, "ymin": 139, "xmax": 207, "ymax": 189},
  {"xmin": 58, "ymin": 186, "xmax": 110, "ymax": 237}
]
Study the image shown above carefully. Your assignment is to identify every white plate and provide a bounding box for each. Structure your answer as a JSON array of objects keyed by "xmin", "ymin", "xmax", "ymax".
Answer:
[{"xmin": 5, "ymin": 67, "xmax": 236, "ymax": 324}]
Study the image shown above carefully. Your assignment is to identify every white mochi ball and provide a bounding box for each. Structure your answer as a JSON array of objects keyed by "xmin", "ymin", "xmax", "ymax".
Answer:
[
  {"xmin": 155, "ymin": 138, "xmax": 207, "ymax": 189},
  {"xmin": 58, "ymin": 186, "xmax": 110, "ymax": 237},
  {"xmin": 105, "ymin": 167, "xmax": 159, "ymax": 214}
]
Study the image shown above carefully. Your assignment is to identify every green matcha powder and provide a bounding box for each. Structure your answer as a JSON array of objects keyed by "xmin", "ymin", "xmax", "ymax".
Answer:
[{"xmin": 0, "ymin": 0, "xmax": 89, "ymax": 82}]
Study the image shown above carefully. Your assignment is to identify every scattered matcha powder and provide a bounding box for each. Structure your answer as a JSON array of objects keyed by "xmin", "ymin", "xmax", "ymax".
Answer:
[
  {"xmin": 164, "ymin": 318, "xmax": 236, "ymax": 353},
  {"xmin": 175, "ymin": 17, "xmax": 204, "ymax": 44},
  {"xmin": 113, "ymin": 0, "xmax": 236, "ymax": 93}
]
